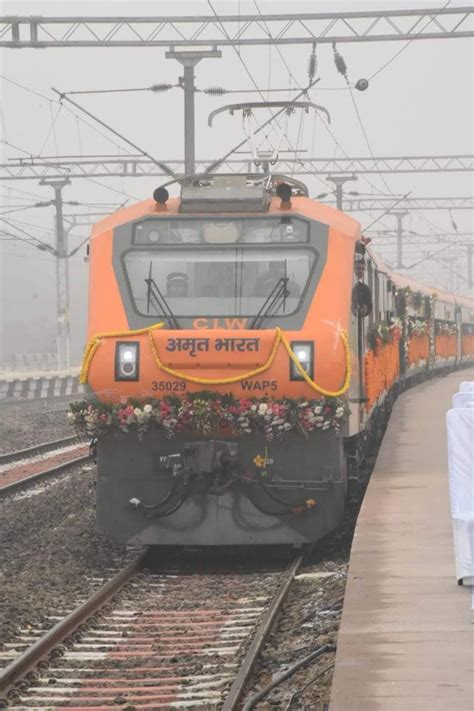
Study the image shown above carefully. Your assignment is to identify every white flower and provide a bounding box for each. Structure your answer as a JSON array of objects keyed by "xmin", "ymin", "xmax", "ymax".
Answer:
[
  {"xmin": 315, "ymin": 415, "xmax": 324, "ymax": 422},
  {"xmin": 143, "ymin": 404, "xmax": 153, "ymax": 413},
  {"xmin": 258, "ymin": 403, "xmax": 268, "ymax": 415},
  {"xmin": 313, "ymin": 405, "xmax": 323, "ymax": 415},
  {"xmin": 67, "ymin": 412, "xmax": 75, "ymax": 421},
  {"xmin": 133, "ymin": 407, "xmax": 142, "ymax": 416},
  {"xmin": 251, "ymin": 404, "xmax": 257, "ymax": 411},
  {"xmin": 322, "ymin": 422, "xmax": 330, "ymax": 430},
  {"xmin": 335, "ymin": 407, "xmax": 344, "ymax": 419}
]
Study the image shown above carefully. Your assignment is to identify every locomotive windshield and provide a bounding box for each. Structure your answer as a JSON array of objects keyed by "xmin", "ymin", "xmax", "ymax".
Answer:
[{"xmin": 123, "ymin": 246, "xmax": 317, "ymax": 318}]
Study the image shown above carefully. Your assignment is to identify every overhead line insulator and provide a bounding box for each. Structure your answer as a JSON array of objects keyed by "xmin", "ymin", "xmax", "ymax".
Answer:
[
  {"xmin": 308, "ymin": 43, "xmax": 318, "ymax": 81},
  {"xmin": 150, "ymin": 83, "xmax": 174, "ymax": 92},
  {"xmin": 203, "ymin": 86, "xmax": 227, "ymax": 95},
  {"xmin": 332, "ymin": 42, "xmax": 348, "ymax": 80}
]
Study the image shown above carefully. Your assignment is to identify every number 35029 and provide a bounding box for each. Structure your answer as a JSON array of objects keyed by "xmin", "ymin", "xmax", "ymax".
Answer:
[{"xmin": 152, "ymin": 381, "xmax": 186, "ymax": 392}]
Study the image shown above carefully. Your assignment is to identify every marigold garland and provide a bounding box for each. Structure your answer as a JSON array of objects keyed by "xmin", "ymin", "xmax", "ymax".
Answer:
[{"xmin": 148, "ymin": 327, "xmax": 351, "ymax": 398}]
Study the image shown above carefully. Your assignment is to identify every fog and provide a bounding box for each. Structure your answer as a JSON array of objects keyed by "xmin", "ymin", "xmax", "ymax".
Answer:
[{"xmin": 0, "ymin": 0, "xmax": 473, "ymax": 367}]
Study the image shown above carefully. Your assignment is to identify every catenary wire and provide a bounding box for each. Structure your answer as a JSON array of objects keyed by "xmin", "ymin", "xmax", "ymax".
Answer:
[{"xmin": 369, "ymin": 0, "xmax": 452, "ymax": 81}]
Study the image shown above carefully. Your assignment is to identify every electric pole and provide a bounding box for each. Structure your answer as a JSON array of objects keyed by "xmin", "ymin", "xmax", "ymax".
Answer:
[
  {"xmin": 40, "ymin": 177, "xmax": 71, "ymax": 372},
  {"xmin": 467, "ymin": 243, "xmax": 473, "ymax": 292},
  {"xmin": 326, "ymin": 174, "xmax": 358, "ymax": 210},
  {"xmin": 388, "ymin": 210, "xmax": 409, "ymax": 269},
  {"xmin": 166, "ymin": 48, "xmax": 221, "ymax": 174}
]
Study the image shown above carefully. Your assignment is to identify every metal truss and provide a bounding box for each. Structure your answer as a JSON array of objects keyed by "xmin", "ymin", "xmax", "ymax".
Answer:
[
  {"xmin": 339, "ymin": 196, "xmax": 474, "ymax": 211},
  {"xmin": 0, "ymin": 7, "xmax": 473, "ymax": 47},
  {"xmin": 1, "ymin": 154, "xmax": 473, "ymax": 181}
]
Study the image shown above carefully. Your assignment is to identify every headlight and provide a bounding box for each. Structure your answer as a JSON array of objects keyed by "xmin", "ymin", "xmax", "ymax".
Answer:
[
  {"xmin": 289, "ymin": 341, "xmax": 314, "ymax": 381},
  {"xmin": 115, "ymin": 341, "xmax": 140, "ymax": 381}
]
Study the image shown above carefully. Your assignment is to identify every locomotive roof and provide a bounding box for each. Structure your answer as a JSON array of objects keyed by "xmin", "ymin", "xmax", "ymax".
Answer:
[{"xmin": 90, "ymin": 196, "xmax": 472, "ymax": 309}]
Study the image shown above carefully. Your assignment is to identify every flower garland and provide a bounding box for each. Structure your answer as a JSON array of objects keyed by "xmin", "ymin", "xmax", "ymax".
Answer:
[
  {"xmin": 367, "ymin": 317, "xmax": 402, "ymax": 352},
  {"xmin": 68, "ymin": 393, "xmax": 349, "ymax": 442},
  {"xmin": 411, "ymin": 290, "xmax": 424, "ymax": 312},
  {"xmin": 395, "ymin": 286, "xmax": 430, "ymax": 317},
  {"xmin": 409, "ymin": 318, "xmax": 429, "ymax": 337}
]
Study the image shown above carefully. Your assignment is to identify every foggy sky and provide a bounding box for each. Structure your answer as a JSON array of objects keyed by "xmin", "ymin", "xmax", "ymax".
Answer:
[{"xmin": 0, "ymin": 0, "xmax": 473, "ymax": 364}]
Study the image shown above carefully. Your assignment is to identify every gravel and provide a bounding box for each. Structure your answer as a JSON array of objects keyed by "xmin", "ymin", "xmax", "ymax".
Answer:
[
  {"xmin": 0, "ymin": 461, "xmax": 132, "ymax": 647},
  {"xmin": 0, "ymin": 394, "xmax": 381, "ymax": 711},
  {"xmin": 242, "ymin": 458, "xmax": 376, "ymax": 711},
  {"xmin": 0, "ymin": 399, "xmax": 73, "ymax": 453}
]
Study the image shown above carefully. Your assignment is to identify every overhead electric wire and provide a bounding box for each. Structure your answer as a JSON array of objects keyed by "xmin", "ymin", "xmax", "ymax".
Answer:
[
  {"xmin": 207, "ymin": 0, "xmax": 300, "ymax": 156},
  {"xmin": 60, "ymin": 84, "xmax": 178, "ymax": 95},
  {"xmin": 204, "ymin": 79, "xmax": 320, "ymax": 174},
  {"xmin": 38, "ymin": 103, "xmax": 63, "ymax": 157},
  {"xmin": 361, "ymin": 192, "xmax": 412, "ymax": 231},
  {"xmin": 205, "ymin": 3, "xmax": 331, "ymax": 187},
  {"xmin": 368, "ymin": 0, "xmax": 452, "ymax": 81},
  {"xmin": 3, "ymin": 215, "xmax": 82, "ymax": 239},
  {"xmin": 347, "ymin": 84, "xmax": 396, "ymax": 197},
  {"xmin": 51, "ymin": 88, "xmax": 177, "ymax": 179},
  {"xmin": 1, "ymin": 73, "xmax": 132, "ymax": 152},
  {"xmin": 1, "ymin": 73, "xmax": 143, "ymax": 200},
  {"xmin": 0, "ymin": 221, "xmax": 55, "ymax": 252},
  {"xmin": 0, "ymin": 107, "xmax": 7, "ymax": 142},
  {"xmin": 405, "ymin": 240, "xmax": 466, "ymax": 269},
  {"xmin": 0, "ymin": 184, "xmax": 52, "ymax": 201},
  {"xmin": 0, "ymin": 203, "xmax": 50, "ymax": 216},
  {"xmin": 251, "ymin": 1, "xmax": 400, "ymax": 210},
  {"xmin": 0, "ymin": 74, "xmax": 54, "ymax": 102},
  {"xmin": 1, "ymin": 136, "xmax": 140, "ymax": 203}
]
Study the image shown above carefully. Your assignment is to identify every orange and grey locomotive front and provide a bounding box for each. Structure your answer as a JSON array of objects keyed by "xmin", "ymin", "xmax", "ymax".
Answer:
[{"xmin": 80, "ymin": 177, "xmax": 357, "ymax": 545}]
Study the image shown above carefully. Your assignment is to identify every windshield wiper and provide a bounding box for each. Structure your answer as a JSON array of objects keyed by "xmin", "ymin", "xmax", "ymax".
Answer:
[
  {"xmin": 249, "ymin": 277, "xmax": 289, "ymax": 330},
  {"xmin": 145, "ymin": 262, "xmax": 181, "ymax": 330}
]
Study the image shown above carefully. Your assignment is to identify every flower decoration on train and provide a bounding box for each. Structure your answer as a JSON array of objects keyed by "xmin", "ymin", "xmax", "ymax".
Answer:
[
  {"xmin": 389, "ymin": 317, "xmax": 403, "ymax": 341},
  {"xmin": 411, "ymin": 290, "xmax": 424, "ymax": 312},
  {"xmin": 68, "ymin": 393, "xmax": 350, "ymax": 441},
  {"xmin": 409, "ymin": 318, "xmax": 429, "ymax": 337},
  {"xmin": 367, "ymin": 318, "xmax": 402, "ymax": 352}
]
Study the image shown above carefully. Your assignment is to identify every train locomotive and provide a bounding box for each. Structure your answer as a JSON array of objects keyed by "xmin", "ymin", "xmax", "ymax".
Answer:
[{"xmin": 73, "ymin": 174, "xmax": 474, "ymax": 546}]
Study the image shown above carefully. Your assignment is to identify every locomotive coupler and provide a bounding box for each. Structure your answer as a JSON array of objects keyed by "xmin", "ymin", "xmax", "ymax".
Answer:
[{"xmin": 182, "ymin": 440, "xmax": 239, "ymax": 477}]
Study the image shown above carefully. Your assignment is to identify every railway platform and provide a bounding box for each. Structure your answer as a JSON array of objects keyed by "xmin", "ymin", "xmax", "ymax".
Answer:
[{"xmin": 330, "ymin": 368, "xmax": 474, "ymax": 711}]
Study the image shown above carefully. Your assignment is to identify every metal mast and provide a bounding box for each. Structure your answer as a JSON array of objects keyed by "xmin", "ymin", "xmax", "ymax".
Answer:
[
  {"xmin": 166, "ymin": 49, "xmax": 221, "ymax": 174},
  {"xmin": 39, "ymin": 177, "xmax": 71, "ymax": 371},
  {"xmin": 388, "ymin": 210, "xmax": 409, "ymax": 269}
]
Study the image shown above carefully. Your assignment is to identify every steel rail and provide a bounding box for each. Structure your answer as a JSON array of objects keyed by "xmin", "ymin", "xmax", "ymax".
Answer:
[
  {"xmin": 0, "ymin": 453, "xmax": 90, "ymax": 495},
  {"xmin": 222, "ymin": 554, "xmax": 303, "ymax": 710},
  {"xmin": 0, "ymin": 551, "xmax": 148, "ymax": 702},
  {"xmin": 0, "ymin": 434, "xmax": 84, "ymax": 466}
]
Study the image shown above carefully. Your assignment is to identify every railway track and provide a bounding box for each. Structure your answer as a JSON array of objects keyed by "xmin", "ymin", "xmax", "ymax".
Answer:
[
  {"xmin": 0, "ymin": 551, "xmax": 303, "ymax": 710},
  {"xmin": 0, "ymin": 436, "xmax": 90, "ymax": 495}
]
